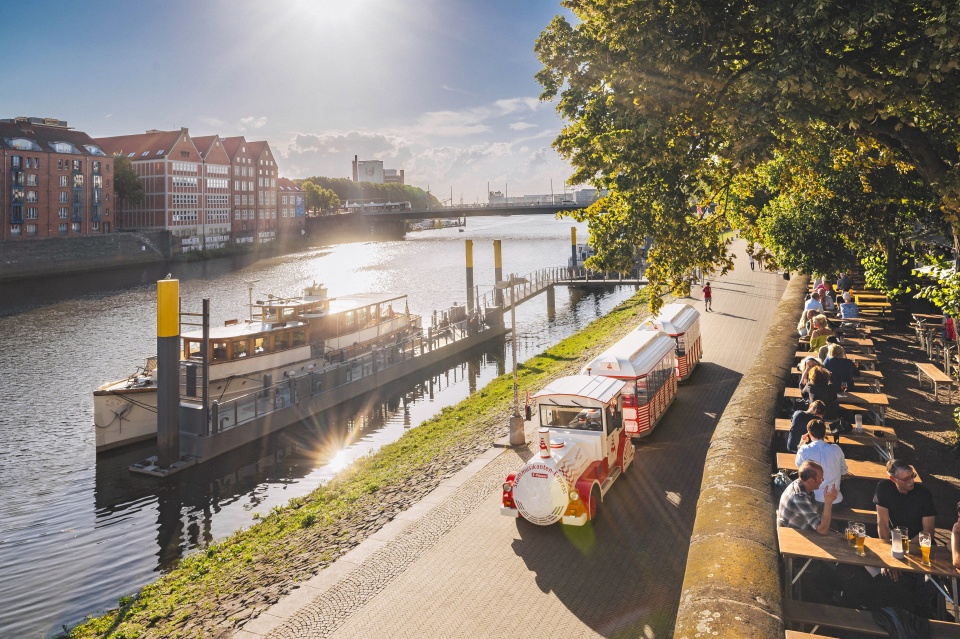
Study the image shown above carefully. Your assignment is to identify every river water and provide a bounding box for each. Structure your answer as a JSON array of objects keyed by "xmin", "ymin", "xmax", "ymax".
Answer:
[{"xmin": 0, "ymin": 215, "xmax": 638, "ymax": 638}]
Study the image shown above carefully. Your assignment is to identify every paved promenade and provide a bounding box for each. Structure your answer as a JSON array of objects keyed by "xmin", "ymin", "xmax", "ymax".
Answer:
[{"xmin": 235, "ymin": 240, "xmax": 789, "ymax": 639}]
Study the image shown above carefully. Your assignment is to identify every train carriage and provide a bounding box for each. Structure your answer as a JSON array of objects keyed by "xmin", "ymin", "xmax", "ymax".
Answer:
[
  {"xmin": 645, "ymin": 303, "xmax": 702, "ymax": 381},
  {"xmin": 582, "ymin": 329, "xmax": 677, "ymax": 437}
]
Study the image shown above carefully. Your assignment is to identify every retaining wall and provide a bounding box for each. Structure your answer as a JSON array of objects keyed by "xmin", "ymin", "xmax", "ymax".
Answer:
[
  {"xmin": 674, "ymin": 274, "xmax": 809, "ymax": 639},
  {"xmin": 0, "ymin": 231, "xmax": 171, "ymax": 282}
]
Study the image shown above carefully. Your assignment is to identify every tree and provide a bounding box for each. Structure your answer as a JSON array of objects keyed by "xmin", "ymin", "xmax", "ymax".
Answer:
[
  {"xmin": 113, "ymin": 153, "xmax": 144, "ymax": 229},
  {"xmin": 536, "ymin": 0, "xmax": 960, "ymax": 308},
  {"xmin": 302, "ymin": 180, "xmax": 344, "ymax": 215}
]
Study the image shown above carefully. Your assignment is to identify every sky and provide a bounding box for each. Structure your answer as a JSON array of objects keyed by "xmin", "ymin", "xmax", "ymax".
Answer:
[{"xmin": 0, "ymin": 0, "xmax": 580, "ymax": 204}]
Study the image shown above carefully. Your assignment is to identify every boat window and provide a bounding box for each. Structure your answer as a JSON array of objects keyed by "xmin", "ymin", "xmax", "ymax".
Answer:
[
  {"xmin": 212, "ymin": 341, "xmax": 228, "ymax": 361},
  {"xmin": 233, "ymin": 339, "xmax": 250, "ymax": 359},
  {"xmin": 274, "ymin": 332, "xmax": 290, "ymax": 350},
  {"xmin": 343, "ymin": 311, "xmax": 356, "ymax": 331},
  {"xmin": 358, "ymin": 307, "xmax": 368, "ymax": 327},
  {"xmin": 184, "ymin": 340, "xmax": 202, "ymax": 359},
  {"xmin": 254, "ymin": 337, "xmax": 266, "ymax": 354},
  {"xmin": 283, "ymin": 307, "xmax": 295, "ymax": 320},
  {"xmin": 292, "ymin": 330, "xmax": 305, "ymax": 347},
  {"xmin": 369, "ymin": 305, "xmax": 379, "ymax": 325}
]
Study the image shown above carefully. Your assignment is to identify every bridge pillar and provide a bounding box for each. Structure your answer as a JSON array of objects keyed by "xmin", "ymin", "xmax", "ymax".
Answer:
[
  {"xmin": 465, "ymin": 240, "xmax": 474, "ymax": 312},
  {"xmin": 546, "ymin": 284, "xmax": 555, "ymax": 319},
  {"xmin": 493, "ymin": 240, "xmax": 503, "ymax": 306}
]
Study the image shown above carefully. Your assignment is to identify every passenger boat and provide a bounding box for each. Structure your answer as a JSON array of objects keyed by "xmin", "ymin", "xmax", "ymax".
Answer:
[
  {"xmin": 93, "ymin": 282, "xmax": 420, "ymax": 451},
  {"xmin": 581, "ymin": 329, "xmax": 677, "ymax": 437}
]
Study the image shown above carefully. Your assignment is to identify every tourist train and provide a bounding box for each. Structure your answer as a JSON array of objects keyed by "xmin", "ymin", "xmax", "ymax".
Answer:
[
  {"xmin": 93, "ymin": 282, "xmax": 420, "ymax": 451},
  {"xmin": 645, "ymin": 302, "xmax": 703, "ymax": 381},
  {"xmin": 503, "ymin": 310, "xmax": 700, "ymax": 526}
]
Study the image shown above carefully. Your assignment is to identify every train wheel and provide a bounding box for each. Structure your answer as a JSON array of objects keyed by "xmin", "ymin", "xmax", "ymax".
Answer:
[{"xmin": 589, "ymin": 485, "xmax": 601, "ymax": 522}]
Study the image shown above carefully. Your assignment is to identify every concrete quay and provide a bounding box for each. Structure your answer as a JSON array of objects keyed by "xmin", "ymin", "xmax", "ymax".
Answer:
[{"xmin": 234, "ymin": 240, "xmax": 790, "ymax": 639}]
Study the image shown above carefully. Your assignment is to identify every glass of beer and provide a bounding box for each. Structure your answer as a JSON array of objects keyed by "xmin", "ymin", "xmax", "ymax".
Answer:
[
  {"xmin": 919, "ymin": 532, "xmax": 932, "ymax": 566},
  {"xmin": 855, "ymin": 524, "xmax": 867, "ymax": 557},
  {"xmin": 896, "ymin": 527, "xmax": 910, "ymax": 555},
  {"xmin": 845, "ymin": 524, "xmax": 857, "ymax": 548}
]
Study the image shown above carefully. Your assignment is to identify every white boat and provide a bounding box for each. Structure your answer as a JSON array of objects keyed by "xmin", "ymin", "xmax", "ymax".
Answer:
[{"xmin": 93, "ymin": 283, "xmax": 420, "ymax": 451}]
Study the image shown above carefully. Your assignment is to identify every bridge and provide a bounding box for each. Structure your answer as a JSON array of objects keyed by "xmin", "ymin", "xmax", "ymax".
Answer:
[{"xmin": 360, "ymin": 202, "xmax": 588, "ymax": 221}]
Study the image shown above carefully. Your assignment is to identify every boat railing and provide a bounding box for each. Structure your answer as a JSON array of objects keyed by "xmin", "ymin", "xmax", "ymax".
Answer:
[{"xmin": 208, "ymin": 314, "xmax": 485, "ymax": 434}]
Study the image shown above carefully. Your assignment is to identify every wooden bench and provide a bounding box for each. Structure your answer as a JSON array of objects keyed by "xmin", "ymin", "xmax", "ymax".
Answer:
[
  {"xmin": 774, "ymin": 419, "xmax": 897, "ymax": 447},
  {"xmin": 776, "ymin": 453, "xmax": 916, "ymax": 482},
  {"xmin": 830, "ymin": 505, "xmax": 877, "ymax": 525},
  {"xmin": 783, "ymin": 601, "xmax": 958, "ymax": 637},
  {"xmin": 916, "ymin": 362, "xmax": 956, "ymax": 403}
]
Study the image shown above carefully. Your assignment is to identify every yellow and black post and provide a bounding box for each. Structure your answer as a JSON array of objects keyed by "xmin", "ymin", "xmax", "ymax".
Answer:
[
  {"xmin": 493, "ymin": 239, "xmax": 503, "ymax": 306},
  {"xmin": 156, "ymin": 279, "xmax": 181, "ymax": 468},
  {"xmin": 465, "ymin": 239, "xmax": 474, "ymax": 312},
  {"xmin": 570, "ymin": 226, "xmax": 577, "ymax": 272}
]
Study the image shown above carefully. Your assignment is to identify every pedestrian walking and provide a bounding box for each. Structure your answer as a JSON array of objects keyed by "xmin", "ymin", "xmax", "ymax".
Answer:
[
  {"xmin": 757, "ymin": 253, "xmax": 764, "ymax": 269},
  {"xmin": 703, "ymin": 282, "xmax": 713, "ymax": 312},
  {"xmin": 749, "ymin": 255, "xmax": 756, "ymax": 270}
]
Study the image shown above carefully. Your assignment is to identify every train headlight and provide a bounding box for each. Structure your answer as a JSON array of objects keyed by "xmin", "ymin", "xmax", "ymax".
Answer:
[
  {"xmin": 569, "ymin": 490, "xmax": 579, "ymax": 501},
  {"xmin": 502, "ymin": 482, "xmax": 513, "ymax": 493}
]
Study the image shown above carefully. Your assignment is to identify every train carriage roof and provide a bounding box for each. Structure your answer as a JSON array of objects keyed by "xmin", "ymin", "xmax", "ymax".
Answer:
[
  {"xmin": 533, "ymin": 375, "xmax": 625, "ymax": 405},
  {"xmin": 646, "ymin": 303, "xmax": 699, "ymax": 335},
  {"xmin": 581, "ymin": 329, "xmax": 676, "ymax": 377}
]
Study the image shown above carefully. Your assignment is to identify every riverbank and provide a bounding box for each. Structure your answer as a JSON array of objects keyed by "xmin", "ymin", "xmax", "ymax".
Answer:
[{"xmin": 64, "ymin": 288, "xmax": 654, "ymax": 639}]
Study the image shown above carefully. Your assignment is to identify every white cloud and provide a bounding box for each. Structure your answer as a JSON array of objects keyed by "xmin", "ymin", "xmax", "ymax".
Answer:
[
  {"xmin": 509, "ymin": 122, "xmax": 537, "ymax": 131},
  {"xmin": 199, "ymin": 115, "xmax": 225, "ymax": 128},
  {"xmin": 239, "ymin": 116, "xmax": 267, "ymax": 132}
]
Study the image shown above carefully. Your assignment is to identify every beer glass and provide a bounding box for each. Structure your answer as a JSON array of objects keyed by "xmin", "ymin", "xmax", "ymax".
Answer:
[
  {"xmin": 845, "ymin": 524, "xmax": 857, "ymax": 548},
  {"xmin": 896, "ymin": 527, "xmax": 910, "ymax": 555},
  {"xmin": 855, "ymin": 523, "xmax": 867, "ymax": 557},
  {"xmin": 919, "ymin": 532, "xmax": 932, "ymax": 566}
]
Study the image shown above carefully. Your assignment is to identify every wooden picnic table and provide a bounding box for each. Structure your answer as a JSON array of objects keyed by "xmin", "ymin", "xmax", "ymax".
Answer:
[
  {"xmin": 774, "ymin": 418, "xmax": 897, "ymax": 459},
  {"xmin": 791, "ymin": 366, "xmax": 883, "ymax": 391},
  {"xmin": 913, "ymin": 313, "xmax": 945, "ymax": 322},
  {"xmin": 783, "ymin": 387, "xmax": 889, "ymax": 424},
  {"xmin": 775, "ymin": 452, "xmax": 904, "ymax": 482}
]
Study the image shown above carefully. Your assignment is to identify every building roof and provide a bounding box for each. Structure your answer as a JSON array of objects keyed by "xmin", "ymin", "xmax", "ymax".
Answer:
[
  {"xmin": 0, "ymin": 118, "xmax": 106, "ymax": 156},
  {"xmin": 219, "ymin": 136, "xmax": 248, "ymax": 159},
  {"xmin": 94, "ymin": 128, "xmax": 187, "ymax": 160},
  {"xmin": 277, "ymin": 177, "xmax": 303, "ymax": 192},
  {"xmin": 191, "ymin": 135, "xmax": 218, "ymax": 157}
]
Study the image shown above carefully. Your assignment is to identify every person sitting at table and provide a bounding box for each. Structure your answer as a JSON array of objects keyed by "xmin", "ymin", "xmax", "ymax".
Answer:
[
  {"xmin": 797, "ymin": 356, "xmax": 820, "ymax": 390},
  {"xmin": 837, "ymin": 272, "xmax": 854, "ymax": 292},
  {"xmin": 802, "ymin": 365, "xmax": 840, "ymax": 422},
  {"xmin": 804, "ymin": 290, "xmax": 824, "ymax": 314},
  {"xmin": 808, "ymin": 315, "xmax": 837, "ymax": 352},
  {"xmin": 821, "ymin": 288, "xmax": 837, "ymax": 314},
  {"xmin": 872, "ymin": 459, "xmax": 939, "ymax": 614},
  {"xmin": 778, "ymin": 459, "xmax": 838, "ymax": 535},
  {"xmin": 795, "ymin": 419, "xmax": 848, "ymax": 504},
  {"xmin": 839, "ymin": 291, "xmax": 860, "ymax": 319},
  {"xmin": 797, "ymin": 308, "xmax": 819, "ymax": 337},
  {"xmin": 874, "ymin": 459, "xmax": 936, "ymax": 543},
  {"xmin": 822, "ymin": 343, "xmax": 858, "ymax": 391},
  {"xmin": 787, "ymin": 400, "xmax": 825, "ymax": 453}
]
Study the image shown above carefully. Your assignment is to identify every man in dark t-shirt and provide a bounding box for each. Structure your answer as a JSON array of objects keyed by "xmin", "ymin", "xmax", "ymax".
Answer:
[
  {"xmin": 836, "ymin": 273, "xmax": 853, "ymax": 292},
  {"xmin": 873, "ymin": 459, "xmax": 936, "ymax": 541}
]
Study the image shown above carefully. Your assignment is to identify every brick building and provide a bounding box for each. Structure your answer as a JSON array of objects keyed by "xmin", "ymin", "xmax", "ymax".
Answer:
[
  {"xmin": 220, "ymin": 136, "xmax": 258, "ymax": 245},
  {"xmin": 0, "ymin": 117, "xmax": 114, "ymax": 241},
  {"xmin": 248, "ymin": 141, "xmax": 279, "ymax": 244},
  {"xmin": 277, "ymin": 177, "xmax": 305, "ymax": 237}
]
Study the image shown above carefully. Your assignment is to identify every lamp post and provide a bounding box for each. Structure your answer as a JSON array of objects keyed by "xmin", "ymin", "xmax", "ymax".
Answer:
[{"xmin": 495, "ymin": 274, "xmax": 529, "ymax": 446}]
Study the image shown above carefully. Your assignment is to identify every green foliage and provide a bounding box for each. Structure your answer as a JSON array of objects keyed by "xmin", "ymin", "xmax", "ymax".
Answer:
[
  {"xmin": 113, "ymin": 153, "xmax": 145, "ymax": 228},
  {"xmin": 914, "ymin": 256, "xmax": 960, "ymax": 315},
  {"xmin": 536, "ymin": 0, "xmax": 960, "ymax": 296},
  {"xmin": 301, "ymin": 181, "xmax": 341, "ymax": 214},
  {"xmin": 298, "ymin": 176, "xmax": 440, "ymax": 210}
]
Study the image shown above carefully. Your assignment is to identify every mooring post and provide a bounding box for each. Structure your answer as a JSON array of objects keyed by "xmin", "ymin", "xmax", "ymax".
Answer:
[
  {"xmin": 156, "ymin": 279, "xmax": 181, "ymax": 468},
  {"xmin": 465, "ymin": 239, "xmax": 475, "ymax": 313},
  {"xmin": 570, "ymin": 226, "xmax": 577, "ymax": 276},
  {"xmin": 493, "ymin": 239, "xmax": 503, "ymax": 306}
]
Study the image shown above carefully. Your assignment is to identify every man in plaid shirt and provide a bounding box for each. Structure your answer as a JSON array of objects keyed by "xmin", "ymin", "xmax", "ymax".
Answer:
[{"xmin": 778, "ymin": 460, "xmax": 838, "ymax": 535}]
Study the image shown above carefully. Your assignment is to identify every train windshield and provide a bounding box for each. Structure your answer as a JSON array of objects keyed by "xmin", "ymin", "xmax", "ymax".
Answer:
[{"xmin": 540, "ymin": 405, "xmax": 603, "ymax": 433}]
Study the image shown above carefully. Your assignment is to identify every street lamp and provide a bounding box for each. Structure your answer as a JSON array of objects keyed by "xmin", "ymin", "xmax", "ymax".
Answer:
[{"xmin": 495, "ymin": 274, "xmax": 530, "ymax": 446}]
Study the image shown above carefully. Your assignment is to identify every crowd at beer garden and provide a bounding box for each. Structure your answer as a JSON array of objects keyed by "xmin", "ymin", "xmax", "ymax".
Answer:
[{"xmin": 774, "ymin": 269, "xmax": 960, "ymax": 636}]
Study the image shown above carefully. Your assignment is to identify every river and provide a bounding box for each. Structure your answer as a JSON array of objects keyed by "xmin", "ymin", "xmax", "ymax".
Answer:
[{"xmin": 0, "ymin": 215, "xmax": 639, "ymax": 638}]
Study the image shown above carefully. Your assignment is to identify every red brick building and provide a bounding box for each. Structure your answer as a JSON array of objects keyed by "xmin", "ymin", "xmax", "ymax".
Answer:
[
  {"xmin": 0, "ymin": 117, "xmax": 114, "ymax": 241},
  {"xmin": 277, "ymin": 177, "xmax": 305, "ymax": 237},
  {"xmin": 220, "ymin": 136, "xmax": 259, "ymax": 246},
  {"xmin": 248, "ymin": 141, "xmax": 279, "ymax": 244}
]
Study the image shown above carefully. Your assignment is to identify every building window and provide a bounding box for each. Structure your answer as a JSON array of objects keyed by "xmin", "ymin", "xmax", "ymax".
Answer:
[
  {"xmin": 92, "ymin": 221, "xmax": 100, "ymax": 231},
  {"xmin": 26, "ymin": 174, "xmax": 38, "ymax": 186},
  {"xmin": 59, "ymin": 175, "xmax": 68, "ymax": 187},
  {"xmin": 73, "ymin": 174, "xmax": 84, "ymax": 188},
  {"xmin": 26, "ymin": 191, "xmax": 38, "ymax": 202},
  {"xmin": 11, "ymin": 156, "xmax": 21, "ymax": 168},
  {"xmin": 26, "ymin": 207, "xmax": 38, "ymax": 220},
  {"xmin": 10, "ymin": 225, "xmax": 21, "ymax": 236},
  {"xmin": 32, "ymin": 157, "xmax": 40, "ymax": 169},
  {"xmin": 59, "ymin": 191, "xmax": 69, "ymax": 203},
  {"xmin": 234, "ymin": 211, "xmax": 240, "ymax": 220},
  {"xmin": 59, "ymin": 207, "xmax": 68, "ymax": 219},
  {"xmin": 25, "ymin": 224, "xmax": 37, "ymax": 235},
  {"xmin": 59, "ymin": 223, "xmax": 68, "ymax": 234},
  {"xmin": 92, "ymin": 161, "xmax": 101, "ymax": 173},
  {"xmin": 72, "ymin": 160, "xmax": 82, "ymax": 172},
  {"xmin": 72, "ymin": 222, "xmax": 81, "ymax": 232}
]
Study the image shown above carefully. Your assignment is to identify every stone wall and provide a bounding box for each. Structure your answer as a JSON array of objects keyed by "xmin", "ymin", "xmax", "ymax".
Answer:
[
  {"xmin": 0, "ymin": 231, "xmax": 171, "ymax": 282},
  {"xmin": 673, "ymin": 274, "xmax": 810, "ymax": 639}
]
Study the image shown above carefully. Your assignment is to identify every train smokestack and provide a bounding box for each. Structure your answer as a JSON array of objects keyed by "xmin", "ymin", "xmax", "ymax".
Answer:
[{"xmin": 538, "ymin": 427, "xmax": 551, "ymax": 458}]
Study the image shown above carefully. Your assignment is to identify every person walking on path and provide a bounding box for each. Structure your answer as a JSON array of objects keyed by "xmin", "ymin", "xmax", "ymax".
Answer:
[
  {"xmin": 703, "ymin": 282, "xmax": 712, "ymax": 312},
  {"xmin": 749, "ymin": 254, "xmax": 755, "ymax": 270}
]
